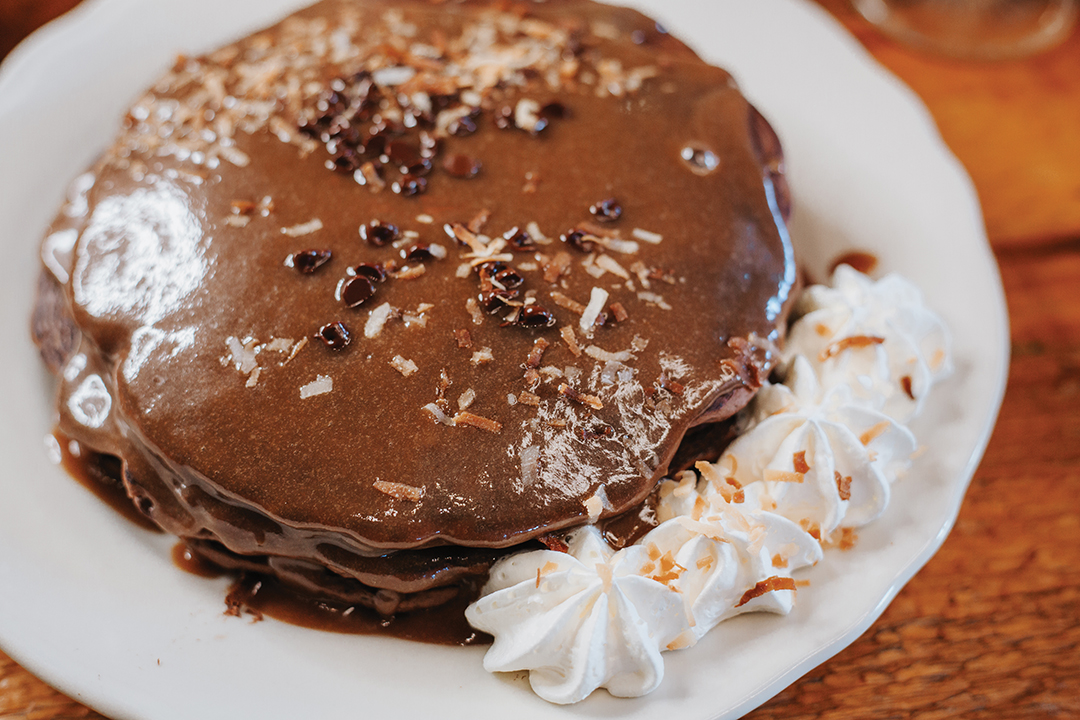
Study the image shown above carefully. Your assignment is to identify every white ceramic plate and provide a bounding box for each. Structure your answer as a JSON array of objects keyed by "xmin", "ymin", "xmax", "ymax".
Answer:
[{"xmin": 0, "ymin": 1, "xmax": 1008, "ymax": 718}]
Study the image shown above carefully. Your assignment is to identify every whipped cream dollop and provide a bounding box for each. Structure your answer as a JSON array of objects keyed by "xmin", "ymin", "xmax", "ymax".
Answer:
[
  {"xmin": 466, "ymin": 267, "xmax": 951, "ymax": 703},
  {"xmin": 722, "ymin": 355, "xmax": 917, "ymax": 539},
  {"xmin": 784, "ymin": 264, "xmax": 952, "ymax": 422}
]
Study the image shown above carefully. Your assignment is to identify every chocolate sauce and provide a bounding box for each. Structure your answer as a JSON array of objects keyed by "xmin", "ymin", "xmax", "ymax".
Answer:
[
  {"xmin": 223, "ymin": 574, "xmax": 490, "ymax": 646},
  {"xmin": 55, "ymin": 431, "xmax": 160, "ymax": 533},
  {"xmin": 171, "ymin": 542, "xmax": 228, "ymax": 578},
  {"xmin": 830, "ymin": 250, "xmax": 879, "ymax": 275}
]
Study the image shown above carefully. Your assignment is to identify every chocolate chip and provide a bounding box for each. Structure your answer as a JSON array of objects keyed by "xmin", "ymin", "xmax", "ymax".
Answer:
[
  {"xmin": 342, "ymin": 275, "xmax": 377, "ymax": 307},
  {"xmin": 443, "ymin": 153, "xmax": 482, "ymax": 179},
  {"xmin": 403, "ymin": 243, "xmax": 434, "ymax": 261},
  {"xmin": 332, "ymin": 148, "xmax": 362, "ymax": 174},
  {"xmin": 291, "ymin": 249, "xmax": 332, "ymax": 274},
  {"xmin": 353, "ymin": 262, "xmax": 387, "ymax": 283},
  {"xmin": 478, "ymin": 288, "xmax": 518, "ymax": 313},
  {"xmin": 517, "ymin": 304, "xmax": 556, "ymax": 328},
  {"xmin": 393, "ymin": 174, "xmax": 427, "ymax": 197},
  {"xmin": 506, "ymin": 229, "xmax": 536, "ymax": 251},
  {"xmin": 360, "ymin": 220, "xmax": 399, "ymax": 246},
  {"xmin": 494, "ymin": 267, "xmax": 524, "ymax": 289},
  {"xmin": 317, "ymin": 321, "xmax": 351, "ymax": 349},
  {"xmin": 589, "ymin": 198, "xmax": 622, "ymax": 223},
  {"xmin": 561, "ymin": 229, "xmax": 596, "ymax": 253}
]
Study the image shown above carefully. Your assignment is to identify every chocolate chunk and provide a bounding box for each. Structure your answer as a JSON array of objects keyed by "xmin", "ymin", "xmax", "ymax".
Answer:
[
  {"xmin": 518, "ymin": 305, "xmax": 557, "ymax": 328},
  {"xmin": 318, "ymin": 321, "xmax": 352, "ymax": 349},
  {"xmin": 360, "ymin": 221, "xmax": 399, "ymax": 246},
  {"xmin": 342, "ymin": 275, "xmax": 377, "ymax": 308},
  {"xmin": 589, "ymin": 198, "xmax": 622, "ymax": 223},
  {"xmin": 291, "ymin": 249, "xmax": 332, "ymax": 274}
]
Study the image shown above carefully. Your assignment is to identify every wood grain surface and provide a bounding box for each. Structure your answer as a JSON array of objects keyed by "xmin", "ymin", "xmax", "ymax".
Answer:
[{"xmin": 2, "ymin": 1, "xmax": 1079, "ymax": 718}]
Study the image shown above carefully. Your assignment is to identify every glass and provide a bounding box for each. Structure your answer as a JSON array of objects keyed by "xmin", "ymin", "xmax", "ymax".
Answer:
[{"xmin": 852, "ymin": 0, "xmax": 1079, "ymax": 58}]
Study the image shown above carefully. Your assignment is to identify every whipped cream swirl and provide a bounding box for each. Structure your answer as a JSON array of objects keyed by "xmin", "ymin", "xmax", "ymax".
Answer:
[
  {"xmin": 784, "ymin": 264, "xmax": 952, "ymax": 422},
  {"xmin": 466, "ymin": 267, "xmax": 951, "ymax": 703}
]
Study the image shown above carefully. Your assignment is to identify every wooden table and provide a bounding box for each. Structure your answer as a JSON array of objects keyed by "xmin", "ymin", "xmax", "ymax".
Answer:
[{"xmin": 2, "ymin": 1, "xmax": 1079, "ymax": 717}]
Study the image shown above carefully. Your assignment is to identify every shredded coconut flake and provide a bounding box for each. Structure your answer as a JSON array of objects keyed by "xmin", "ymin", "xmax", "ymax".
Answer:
[
  {"xmin": 422, "ymin": 403, "xmax": 456, "ymax": 426},
  {"xmin": 631, "ymin": 227, "xmax": 663, "ymax": 244},
  {"xmin": 580, "ymin": 287, "xmax": 609, "ymax": 334},
  {"xmin": 373, "ymin": 479, "xmax": 423, "ymax": 502},
  {"xmin": 390, "ymin": 355, "xmax": 418, "ymax": 377},
  {"xmin": 299, "ymin": 374, "xmax": 332, "ymax": 399},
  {"xmin": 281, "ymin": 218, "xmax": 323, "ymax": 237},
  {"xmin": 471, "ymin": 347, "xmax": 494, "ymax": 366},
  {"xmin": 365, "ymin": 302, "xmax": 396, "ymax": 338}
]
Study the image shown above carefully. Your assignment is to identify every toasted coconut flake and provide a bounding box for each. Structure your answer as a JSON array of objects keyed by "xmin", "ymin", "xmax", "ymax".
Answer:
[
  {"xmin": 631, "ymin": 227, "xmax": 663, "ymax": 244},
  {"xmin": 416, "ymin": 214, "xmax": 434, "ymax": 224},
  {"xmin": 793, "ymin": 450, "xmax": 811, "ymax": 474},
  {"xmin": 585, "ymin": 345, "xmax": 632, "ymax": 363},
  {"xmin": 453, "ymin": 411, "xmax": 502, "ymax": 433},
  {"xmin": 559, "ymin": 326, "xmax": 582, "ymax": 356},
  {"xmin": 457, "ymin": 388, "xmax": 476, "ymax": 411},
  {"xmin": 265, "ymin": 337, "xmax": 293, "ymax": 353},
  {"xmin": 518, "ymin": 391, "xmax": 541, "ymax": 406},
  {"xmin": 580, "ymin": 287, "xmax": 609, "ymax": 334},
  {"xmin": 365, "ymin": 302, "xmax": 396, "ymax": 339},
  {"xmin": 550, "ymin": 291, "xmax": 586, "ymax": 314},
  {"xmin": 609, "ymin": 301, "xmax": 629, "ymax": 322},
  {"xmin": 835, "ymin": 471, "xmax": 853, "ymax": 501},
  {"xmin": 454, "ymin": 328, "xmax": 473, "ymax": 348},
  {"xmin": 596, "ymin": 237, "xmax": 639, "ymax": 255},
  {"xmin": 764, "ymin": 469, "xmax": 805, "ymax": 484},
  {"xmin": 391, "ymin": 264, "xmax": 426, "ymax": 280},
  {"xmin": 591, "ymin": 253, "xmax": 630, "ymax": 278},
  {"xmin": 471, "ymin": 347, "xmax": 494, "ymax": 366},
  {"xmin": 456, "ymin": 262, "xmax": 472, "ymax": 278},
  {"xmin": 225, "ymin": 214, "xmax": 251, "ymax": 228},
  {"xmin": 465, "ymin": 298, "xmax": 484, "ymax": 325},
  {"xmin": 446, "ymin": 222, "xmax": 486, "ymax": 254},
  {"xmin": 245, "ymin": 366, "xmax": 262, "ymax": 388},
  {"xmin": 859, "ymin": 420, "xmax": 891, "ymax": 446},
  {"xmin": 542, "ymin": 251, "xmax": 572, "ymax": 283},
  {"xmin": 525, "ymin": 338, "xmax": 550, "ymax": 369},
  {"xmin": 559, "ymin": 383, "xmax": 603, "ymax": 410},
  {"xmin": 422, "ymin": 402, "xmax": 456, "ymax": 426},
  {"xmin": 299, "ymin": 374, "xmax": 332, "ymax": 399},
  {"xmin": 389, "ymin": 355, "xmax": 418, "ymax": 377},
  {"xmin": 525, "ymin": 221, "xmax": 550, "ymax": 244},
  {"xmin": 467, "ymin": 208, "xmax": 491, "ymax": 234},
  {"xmin": 284, "ymin": 337, "xmax": 308, "ymax": 364},
  {"xmin": 735, "ymin": 576, "xmax": 797, "ymax": 607},
  {"xmin": 281, "ymin": 218, "xmax": 323, "ymax": 237},
  {"xmin": 637, "ymin": 291, "xmax": 672, "ymax": 310},
  {"xmin": 373, "ymin": 479, "xmax": 423, "ymax": 502},
  {"xmin": 820, "ymin": 335, "xmax": 885, "ymax": 362}
]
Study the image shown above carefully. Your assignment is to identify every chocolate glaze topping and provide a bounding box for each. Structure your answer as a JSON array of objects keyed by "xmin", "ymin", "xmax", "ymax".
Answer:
[{"xmin": 35, "ymin": 0, "xmax": 795, "ymax": 610}]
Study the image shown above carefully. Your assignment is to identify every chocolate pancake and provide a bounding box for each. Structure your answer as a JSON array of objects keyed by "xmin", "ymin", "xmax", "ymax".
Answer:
[{"xmin": 34, "ymin": 0, "xmax": 795, "ymax": 616}]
